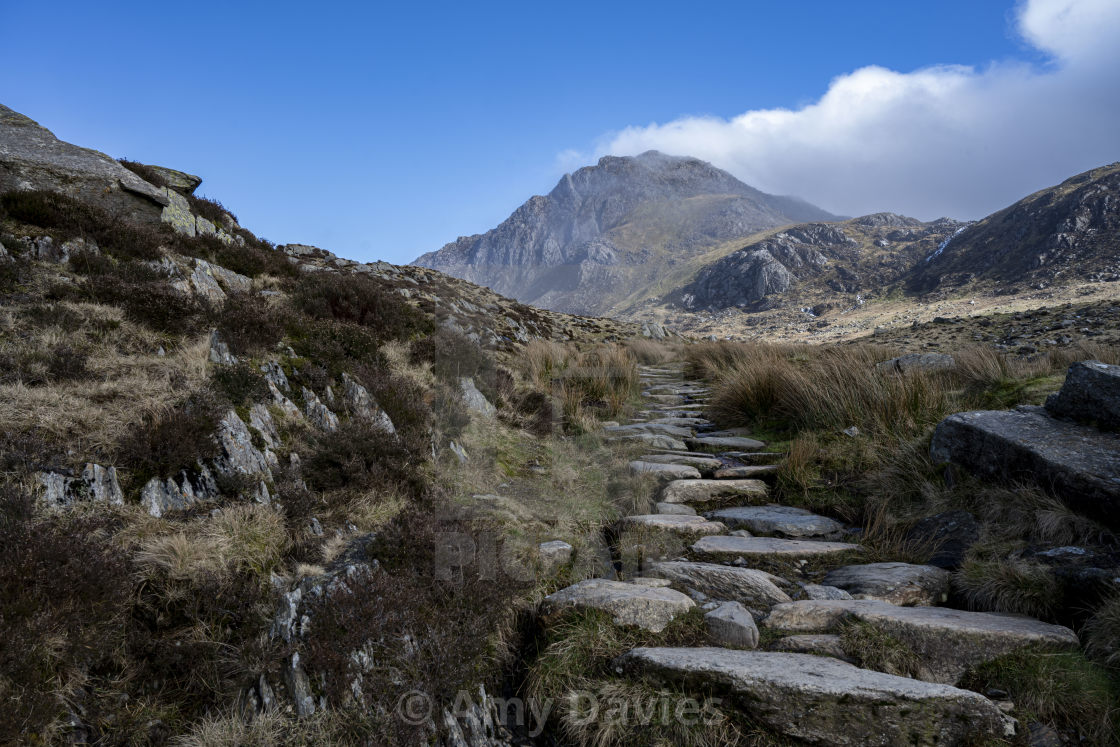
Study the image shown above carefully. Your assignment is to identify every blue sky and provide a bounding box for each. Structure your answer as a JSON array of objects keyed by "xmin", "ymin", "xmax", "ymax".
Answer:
[{"xmin": 2, "ymin": 1, "xmax": 1116, "ymax": 264}]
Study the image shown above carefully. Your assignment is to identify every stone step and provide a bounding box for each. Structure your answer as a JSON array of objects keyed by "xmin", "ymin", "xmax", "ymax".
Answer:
[
  {"xmin": 712, "ymin": 464, "xmax": 780, "ymax": 479},
  {"xmin": 539, "ymin": 579, "xmax": 694, "ymax": 633},
  {"xmin": 691, "ymin": 535, "xmax": 862, "ymax": 562},
  {"xmin": 763, "ymin": 599, "xmax": 1079, "ymax": 685},
  {"xmin": 628, "ymin": 461, "xmax": 702, "ymax": 480},
  {"xmin": 617, "ymin": 514, "xmax": 728, "ymax": 536},
  {"xmin": 615, "ymin": 648, "xmax": 1013, "ymax": 745},
  {"xmin": 660, "ymin": 478, "xmax": 768, "ymax": 506},
  {"xmin": 704, "ymin": 505, "xmax": 845, "ymax": 538},
  {"xmin": 821, "ymin": 562, "xmax": 951, "ymax": 606},
  {"xmin": 647, "ymin": 560, "xmax": 792, "ymax": 609},
  {"xmin": 637, "ymin": 409, "xmax": 704, "ymax": 419},
  {"xmin": 644, "ymin": 417, "xmax": 712, "ymax": 427},
  {"xmin": 637, "ymin": 454, "xmax": 724, "ymax": 472},
  {"xmin": 606, "ymin": 422, "xmax": 694, "ymax": 438},
  {"xmin": 686, "ymin": 435, "xmax": 766, "ymax": 453},
  {"xmin": 655, "ymin": 502, "xmax": 697, "ymax": 516},
  {"xmin": 722, "ymin": 451, "xmax": 785, "ymax": 464},
  {"xmin": 606, "ymin": 433, "xmax": 687, "ymax": 450},
  {"xmin": 645, "ymin": 394, "xmax": 686, "ymax": 404}
]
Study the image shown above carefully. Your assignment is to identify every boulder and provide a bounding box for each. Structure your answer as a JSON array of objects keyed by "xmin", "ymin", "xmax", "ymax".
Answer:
[
  {"xmin": 1045, "ymin": 360, "xmax": 1120, "ymax": 432},
  {"xmin": 539, "ymin": 540, "xmax": 573, "ymax": 573},
  {"xmin": 539, "ymin": 579, "xmax": 695, "ymax": 633},
  {"xmin": 768, "ymin": 633, "xmax": 851, "ymax": 660},
  {"xmin": 140, "ymin": 163, "xmax": 202, "ymax": 194},
  {"xmin": 628, "ymin": 461, "xmax": 701, "ymax": 480},
  {"xmin": 764, "ymin": 599, "xmax": 1079, "ymax": 684},
  {"xmin": 654, "ymin": 502, "xmax": 696, "ymax": 516},
  {"xmin": 459, "ymin": 377, "xmax": 496, "ymax": 417},
  {"xmin": 705, "ymin": 601, "xmax": 759, "ymax": 648},
  {"xmin": 659, "ymin": 478, "xmax": 768, "ymax": 505},
  {"xmin": 615, "ymin": 648, "xmax": 1013, "ymax": 745},
  {"xmin": 905, "ymin": 510, "xmax": 979, "ymax": 570},
  {"xmin": 618, "ymin": 514, "xmax": 727, "ymax": 537},
  {"xmin": 801, "ymin": 584, "xmax": 854, "ymax": 601},
  {"xmin": 691, "ymin": 535, "xmax": 862, "ymax": 562},
  {"xmin": 685, "ymin": 435, "xmax": 766, "ymax": 452},
  {"xmin": 648, "ymin": 561, "xmax": 792, "ymax": 609},
  {"xmin": 705, "ymin": 505, "xmax": 844, "ymax": 538},
  {"xmin": 822, "ymin": 562, "xmax": 950, "ymax": 606},
  {"xmin": 637, "ymin": 453, "xmax": 723, "ymax": 473},
  {"xmin": 929, "ymin": 407, "xmax": 1120, "ymax": 529},
  {"xmin": 607, "ymin": 433, "xmax": 688, "ymax": 450},
  {"xmin": 876, "ymin": 353, "xmax": 955, "ymax": 373}
]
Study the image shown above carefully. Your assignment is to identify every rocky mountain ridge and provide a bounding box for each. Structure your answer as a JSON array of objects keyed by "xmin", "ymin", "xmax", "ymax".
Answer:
[{"xmin": 414, "ymin": 151, "xmax": 839, "ymax": 315}]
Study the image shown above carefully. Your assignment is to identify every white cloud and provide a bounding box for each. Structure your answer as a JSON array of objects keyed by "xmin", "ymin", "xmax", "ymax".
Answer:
[{"xmin": 586, "ymin": 0, "xmax": 1120, "ymax": 220}]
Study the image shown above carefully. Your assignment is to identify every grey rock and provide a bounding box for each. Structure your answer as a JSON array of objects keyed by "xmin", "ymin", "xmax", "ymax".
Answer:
[
  {"xmin": 617, "ymin": 514, "xmax": 727, "ymax": 536},
  {"xmin": 711, "ymin": 464, "xmax": 780, "ymax": 479},
  {"xmin": 269, "ymin": 380, "xmax": 302, "ymax": 419},
  {"xmin": 801, "ymin": 584, "xmax": 854, "ymax": 601},
  {"xmin": 140, "ymin": 163, "xmax": 202, "ymax": 194},
  {"xmin": 628, "ymin": 461, "xmax": 701, "ymax": 480},
  {"xmin": 261, "ymin": 360, "xmax": 290, "ymax": 391},
  {"xmin": 539, "ymin": 540, "xmax": 573, "ymax": 573},
  {"xmin": 685, "ymin": 435, "xmax": 766, "ymax": 452},
  {"xmin": 0, "ymin": 104, "xmax": 167, "ymax": 224},
  {"xmin": 1045, "ymin": 360, "xmax": 1120, "ymax": 431},
  {"xmin": 460, "ymin": 377, "xmax": 496, "ymax": 417},
  {"xmin": 140, "ymin": 465, "xmax": 219, "ymax": 517},
  {"xmin": 302, "ymin": 387, "xmax": 340, "ymax": 431},
  {"xmin": 215, "ymin": 410, "xmax": 272, "ymax": 479},
  {"xmin": 660, "ymin": 478, "xmax": 768, "ymax": 505},
  {"xmin": 764, "ymin": 599, "xmax": 1079, "ymax": 684},
  {"xmin": 929, "ymin": 407, "xmax": 1120, "ymax": 529},
  {"xmin": 654, "ymin": 502, "xmax": 696, "ymax": 516},
  {"xmin": 877, "ymin": 353, "xmax": 955, "ymax": 373},
  {"xmin": 628, "ymin": 577, "xmax": 673, "ymax": 588},
  {"xmin": 286, "ymin": 653, "xmax": 316, "ymax": 717},
  {"xmin": 539, "ymin": 578, "xmax": 695, "ymax": 632},
  {"xmin": 449, "ymin": 440, "xmax": 469, "ymax": 464},
  {"xmin": 607, "ymin": 422, "xmax": 694, "ymax": 438},
  {"xmin": 691, "ymin": 535, "xmax": 862, "ymax": 562},
  {"xmin": 822, "ymin": 562, "xmax": 951, "ymax": 606},
  {"xmin": 769, "ymin": 633, "xmax": 851, "ymax": 661},
  {"xmin": 606, "ymin": 432, "xmax": 687, "ymax": 450},
  {"xmin": 249, "ymin": 403, "xmax": 281, "ymax": 449},
  {"xmin": 341, "ymin": 373, "xmax": 395, "ymax": 432},
  {"xmin": 648, "ymin": 561, "xmax": 792, "ymax": 609},
  {"xmin": 637, "ymin": 453, "xmax": 723, "ymax": 474},
  {"xmin": 616, "ymin": 648, "xmax": 1013, "ymax": 745},
  {"xmin": 705, "ymin": 601, "xmax": 760, "ymax": 648},
  {"xmin": 208, "ymin": 329, "xmax": 237, "ymax": 365},
  {"xmin": 705, "ymin": 505, "xmax": 844, "ymax": 538},
  {"xmin": 36, "ymin": 463, "xmax": 124, "ymax": 507}
]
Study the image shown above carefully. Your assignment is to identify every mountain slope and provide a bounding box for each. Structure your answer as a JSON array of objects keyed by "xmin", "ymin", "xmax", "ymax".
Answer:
[
  {"xmin": 413, "ymin": 151, "xmax": 838, "ymax": 315},
  {"xmin": 906, "ymin": 162, "xmax": 1120, "ymax": 293}
]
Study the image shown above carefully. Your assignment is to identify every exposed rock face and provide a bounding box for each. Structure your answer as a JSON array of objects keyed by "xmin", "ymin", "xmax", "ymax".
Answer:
[
  {"xmin": 459, "ymin": 377, "xmax": 496, "ymax": 417},
  {"xmin": 821, "ymin": 562, "xmax": 951, "ymax": 606},
  {"xmin": 615, "ymin": 648, "xmax": 1013, "ymax": 745},
  {"xmin": 764, "ymin": 599, "xmax": 1079, "ymax": 684},
  {"xmin": 1045, "ymin": 360, "xmax": 1120, "ymax": 431},
  {"xmin": 414, "ymin": 151, "xmax": 836, "ymax": 315},
  {"xmin": 539, "ymin": 578, "xmax": 695, "ymax": 632},
  {"xmin": 909, "ymin": 161, "xmax": 1120, "ymax": 291},
  {"xmin": 37, "ymin": 463, "xmax": 124, "ymax": 507},
  {"xmin": 929, "ymin": 406, "xmax": 1120, "ymax": 529},
  {"xmin": 0, "ymin": 104, "xmax": 166, "ymax": 223},
  {"xmin": 140, "ymin": 164, "xmax": 202, "ymax": 195},
  {"xmin": 649, "ymin": 561, "xmax": 792, "ymax": 609},
  {"xmin": 141, "ymin": 466, "xmax": 220, "ymax": 518}
]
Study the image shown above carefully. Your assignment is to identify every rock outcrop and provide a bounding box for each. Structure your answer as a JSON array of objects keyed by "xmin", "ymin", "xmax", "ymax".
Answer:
[{"xmin": 1044, "ymin": 360, "xmax": 1120, "ymax": 431}]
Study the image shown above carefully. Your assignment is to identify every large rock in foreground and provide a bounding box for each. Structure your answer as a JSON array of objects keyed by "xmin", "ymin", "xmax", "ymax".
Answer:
[
  {"xmin": 764, "ymin": 599, "xmax": 1079, "ymax": 684},
  {"xmin": 1045, "ymin": 360, "xmax": 1120, "ymax": 432},
  {"xmin": 539, "ymin": 579, "xmax": 694, "ymax": 632},
  {"xmin": 929, "ymin": 406, "xmax": 1120, "ymax": 529},
  {"xmin": 616, "ymin": 647, "xmax": 1013, "ymax": 745}
]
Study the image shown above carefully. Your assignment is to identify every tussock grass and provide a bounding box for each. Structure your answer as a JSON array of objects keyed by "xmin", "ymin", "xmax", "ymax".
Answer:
[
  {"xmin": 838, "ymin": 620, "xmax": 923, "ymax": 678},
  {"xmin": 623, "ymin": 338, "xmax": 683, "ymax": 365},
  {"xmin": 1084, "ymin": 594, "xmax": 1120, "ymax": 669},
  {"xmin": 954, "ymin": 558, "xmax": 1061, "ymax": 618},
  {"xmin": 521, "ymin": 340, "xmax": 640, "ymax": 426}
]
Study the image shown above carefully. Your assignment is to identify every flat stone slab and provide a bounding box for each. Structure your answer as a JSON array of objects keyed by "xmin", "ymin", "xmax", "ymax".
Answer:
[
  {"xmin": 691, "ymin": 535, "xmax": 862, "ymax": 562},
  {"xmin": 654, "ymin": 502, "xmax": 696, "ymax": 515},
  {"xmin": 645, "ymin": 417, "xmax": 712, "ymax": 427},
  {"xmin": 607, "ymin": 433, "xmax": 688, "ymax": 451},
  {"xmin": 539, "ymin": 579, "xmax": 694, "ymax": 632},
  {"xmin": 606, "ymin": 422, "xmax": 694, "ymax": 438},
  {"xmin": 822, "ymin": 562, "xmax": 951, "ymax": 606},
  {"xmin": 640, "ymin": 409, "xmax": 704, "ymax": 419},
  {"xmin": 628, "ymin": 461, "xmax": 701, "ymax": 480},
  {"xmin": 764, "ymin": 599, "xmax": 1079, "ymax": 684},
  {"xmin": 638, "ymin": 454, "xmax": 723, "ymax": 473},
  {"xmin": 769, "ymin": 634, "xmax": 851, "ymax": 661},
  {"xmin": 705, "ymin": 505, "xmax": 844, "ymax": 538},
  {"xmin": 929, "ymin": 406, "xmax": 1120, "ymax": 529},
  {"xmin": 686, "ymin": 435, "xmax": 766, "ymax": 452},
  {"xmin": 712, "ymin": 464, "xmax": 779, "ymax": 479},
  {"xmin": 616, "ymin": 648, "xmax": 1012, "ymax": 745},
  {"xmin": 649, "ymin": 561, "xmax": 792, "ymax": 609},
  {"xmin": 618, "ymin": 514, "xmax": 728, "ymax": 536},
  {"xmin": 722, "ymin": 451, "xmax": 785, "ymax": 464},
  {"xmin": 660, "ymin": 478, "xmax": 768, "ymax": 505}
]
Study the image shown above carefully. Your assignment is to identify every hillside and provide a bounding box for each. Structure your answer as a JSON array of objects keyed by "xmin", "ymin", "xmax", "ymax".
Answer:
[{"xmin": 413, "ymin": 151, "xmax": 838, "ymax": 316}]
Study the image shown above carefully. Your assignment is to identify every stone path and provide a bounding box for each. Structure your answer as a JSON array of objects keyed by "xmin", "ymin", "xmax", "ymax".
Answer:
[{"xmin": 536, "ymin": 361, "xmax": 1078, "ymax": 744}]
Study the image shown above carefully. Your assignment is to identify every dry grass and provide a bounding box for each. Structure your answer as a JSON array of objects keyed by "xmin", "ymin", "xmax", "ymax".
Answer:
[
  {"xmin": 623, "ymin": 338, "xmax": 683, "ymax": 365},
  {"xmin": 521, "ymin": 340, "xmax": 640, "ymax": 426},
  {"xmin": 954, "ymin": 558, "xmax": 1061, "ymax": 618},
  {"xmin": 1084, "ymin": 594, "xmax": 1120, "ymax": 669}
]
